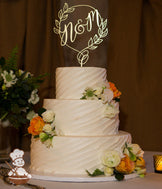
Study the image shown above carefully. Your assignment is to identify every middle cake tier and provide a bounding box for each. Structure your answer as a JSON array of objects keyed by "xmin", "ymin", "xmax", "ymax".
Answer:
[{"xmin": 43, "ymin": 99, "xmax": 119, "ymax": 136}]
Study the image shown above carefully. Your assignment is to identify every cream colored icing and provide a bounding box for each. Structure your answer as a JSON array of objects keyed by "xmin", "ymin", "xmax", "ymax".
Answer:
[
  {"xmin": 30, "ymin": 67, "xmax": 132, "ymax": 176},
  {"xmin": 43, "ymin": 99, "xmax": 119, "ymax": 136},
  {"xmin": 30, "ymin": 131, "xmax": 131, "ymax": 175},
  {"xmin": 56, "ymin": 67, "xmax": 107, "ymax": 99}
]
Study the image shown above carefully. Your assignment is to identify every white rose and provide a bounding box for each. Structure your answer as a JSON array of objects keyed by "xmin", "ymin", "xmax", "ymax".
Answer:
[
  {"xmin": 124, "ymin": 144, "xmax": 144, "ymax": 157},
  {"xmin": 102, "ymin": 150, "xmax": 121, "ymax": 168},
  {"xmin": 42, "ymin": 110, "xmax": 55, "ymax": 123},
  {"xmin": 101, "ymin": 89, "xmax": 114, "ymax": 103},
  {"xmin": 104, "ymin": 104, "xmax": 119, "ymax": 118},
  {"xmin": 43, "ymin": 124, "xmax": 52, "ymax": 134},
  {"xmin": 104, "ymin": 167, "xmax": 114, "ymax": 176}
]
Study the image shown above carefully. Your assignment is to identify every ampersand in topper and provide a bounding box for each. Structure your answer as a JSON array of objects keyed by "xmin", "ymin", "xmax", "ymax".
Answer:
[{"xmin": 54, "ymin": 3, "xmax": 108, "ymax": 67}]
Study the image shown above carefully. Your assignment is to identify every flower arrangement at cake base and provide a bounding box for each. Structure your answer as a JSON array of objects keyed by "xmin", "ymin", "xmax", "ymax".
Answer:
[{"xmin": 86, "ymin": 143, "xmax": 146, "ymax": 181}]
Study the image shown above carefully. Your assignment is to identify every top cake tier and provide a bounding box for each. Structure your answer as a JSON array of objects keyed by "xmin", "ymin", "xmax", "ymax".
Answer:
[{"xmin": 56, "ymin": 67, "xmax": 107, "ymax": 99}]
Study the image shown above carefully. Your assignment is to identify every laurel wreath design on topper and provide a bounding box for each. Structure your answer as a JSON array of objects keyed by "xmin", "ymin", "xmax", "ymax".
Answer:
[{"xmin": 53, "ymin": 3, "xmax": 108, "ymax": 67}]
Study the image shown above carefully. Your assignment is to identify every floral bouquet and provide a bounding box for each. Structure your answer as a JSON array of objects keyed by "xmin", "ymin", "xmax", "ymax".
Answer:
[
  {"xmin": 81, "ymin": 81, "xmax": 121, "ymax": 102},
  {"xmin": 0, "ymin": 47, "xmax": 45, "ymax": 128},
  {"xmin": 81, "ymin": 81, "xmax": 122, "ymax": 119},
  {"xmin": 28, "ymin": 109, "xmax": 56, "ymax": 148},
  {"xmin": 87, "ymin": 143, "xmax": 146, "ymax": 181}
]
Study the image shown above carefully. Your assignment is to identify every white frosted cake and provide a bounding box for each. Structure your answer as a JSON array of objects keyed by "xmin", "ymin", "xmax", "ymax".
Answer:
[{"xmin": 29, "ymin": 67, "xmax": 145, "ymax": 178}]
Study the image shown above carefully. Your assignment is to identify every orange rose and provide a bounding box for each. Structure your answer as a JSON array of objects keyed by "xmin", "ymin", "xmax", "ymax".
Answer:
[
  {"xmin": 28, "ymin": 116, "xmax": 45, "ymax": 136},
  {"xmin": 115, "ymin": 154, "xmax": 135, "ymax": 174},
  {"xmin": 109, "ymin": 82, "xmax": 121, "ymax": 99}
]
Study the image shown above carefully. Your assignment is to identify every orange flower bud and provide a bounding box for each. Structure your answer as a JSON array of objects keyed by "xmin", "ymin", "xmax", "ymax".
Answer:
[{"xmin": 28, "ymin": 116, "xmax": 45, "ymax": 136}]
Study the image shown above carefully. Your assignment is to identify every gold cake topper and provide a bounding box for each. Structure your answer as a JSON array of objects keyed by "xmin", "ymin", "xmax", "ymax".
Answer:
[{"xmin": 53, "ymin": 3, "xmax": 108, "ymax": 67}]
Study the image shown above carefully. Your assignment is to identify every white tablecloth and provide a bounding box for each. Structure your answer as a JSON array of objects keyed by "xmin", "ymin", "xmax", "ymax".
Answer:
[{"xmin": 0, "ymin": 151, "xmax": 162, "ymax": 189}]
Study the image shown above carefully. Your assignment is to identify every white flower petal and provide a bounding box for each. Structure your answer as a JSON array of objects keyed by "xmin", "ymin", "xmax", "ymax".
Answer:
[
  {"xmin": 104, "ymin": 104, "xmax": 119, "ymax": 118},
  {"xmin": 42, "ymin": 110, "xmax": 55, "ymax": 123},
  {"xmin": 28, "ymin": 89, "xmax": 39, "ymax": 104},
  {"xmin": 102, "ymin": 150, "xmax": 121, "ymax": 168}
]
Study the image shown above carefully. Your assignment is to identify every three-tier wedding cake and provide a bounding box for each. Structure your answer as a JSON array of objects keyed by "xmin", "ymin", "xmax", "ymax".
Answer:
[{"xmin": 30, "ymin": 67, "xmax": 136, "ymax": 176}]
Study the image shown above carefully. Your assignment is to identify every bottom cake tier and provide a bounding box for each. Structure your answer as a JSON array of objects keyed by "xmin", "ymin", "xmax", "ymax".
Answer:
[{"xmin": 30, "ymin": 131, "xmax": 131, "ymax": 176}]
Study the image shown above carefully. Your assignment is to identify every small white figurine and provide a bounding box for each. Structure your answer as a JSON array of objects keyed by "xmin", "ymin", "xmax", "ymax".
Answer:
[{"xmin": 8, "ymin": 149, "xmax": 31, "ymax": 179}]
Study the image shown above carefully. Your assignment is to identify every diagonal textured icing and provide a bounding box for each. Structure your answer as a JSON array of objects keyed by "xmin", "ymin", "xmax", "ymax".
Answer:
[
  {"xmin": 30, "ymin": 131, "xmax": 131, "ymax": 175},
  {"xmin": 43, "ymin": 99, "xmax": 119, "ymax": 136},
  {"xmin": 30, "ymin": 66, "xmax": 133, "ymax": 176},
  {"xmin": 56, "ymin": 67, "xmax": 107, "ymax": 99}
]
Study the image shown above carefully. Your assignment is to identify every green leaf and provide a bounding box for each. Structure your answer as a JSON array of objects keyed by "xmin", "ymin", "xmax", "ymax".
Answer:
[
  {"xmin": 114, "ymin": 170, "xmax": 124, "ymax": 181},
  {"xmin": 5, "ymin": 46, "xmax": 18, "ymax": 71},
  {"xmin": 86, "ymin": 89, "xmax": 94, "ymax": 97},
  {"xmin": 129, "ymin": 151, "xmax": 137, "ymax": 161},
  {"xmin": 11, "ymin": 103, "xmax": 20, "ymax": 113},
  {"xmin": 114, "ymin": 97, "xmax": 120, "ymax": 102},
  {"xmin": 18, "ymin": 98, "xmax": 27, "ymax": 106},
  {"xmin": 22, "ymin": 83, "xmax": 31, "ymax": 92},
  {"xmin": 124, "ymin": 143, "xmax": 137, "ymax": 161},
  {"xmin": 139, "ymin": 174, "xmax": 145, "ymax": 178},
  {"xmin": 0, "ymin": 112, "xmax": 8, "ymax": 120},
  {"xmin": 80, "ymin": 96, "xmax": 86, "ymax": 100},
  {"xmin": 34, "ymin": 135, "xmax": 39, "ymax": 138},
  {"xmin": 125, "ymin": 142, "xmax": 128, "ymax": 148},
  {"xmin": 38, "ymin": 107, "xmax": 46, "ymax": 116},
  {"xmin": 39, "ymin": 132, "xmax": 49, "ymax": 142},
  {"xmin": 0, "ymin": 57, "xmax": 5, "ymax": 67},
  {"xmin": 86, "ymin": 169, "xmax": 104, "ymax": 177}
]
